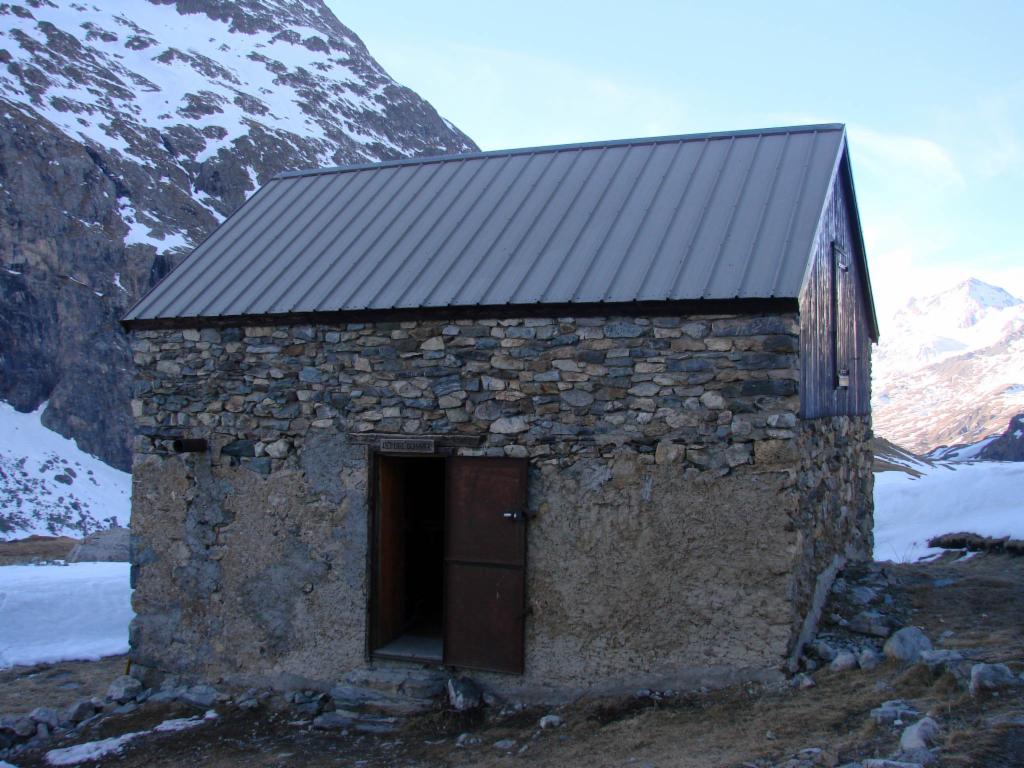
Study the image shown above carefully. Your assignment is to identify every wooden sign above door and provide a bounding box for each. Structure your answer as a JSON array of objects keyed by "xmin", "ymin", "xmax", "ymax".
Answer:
[{"xmin": 378, "ymin": 437, "xmax": 436, "ymax": 454}]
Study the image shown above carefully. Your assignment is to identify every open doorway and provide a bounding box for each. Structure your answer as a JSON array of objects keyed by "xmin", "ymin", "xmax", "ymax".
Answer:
[{"xmin": 371, "ymin": 455, "xmax": 446, "ymax": 661}]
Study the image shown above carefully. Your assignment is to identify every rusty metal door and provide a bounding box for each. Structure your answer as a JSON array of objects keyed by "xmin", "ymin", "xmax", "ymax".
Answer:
[{"xmin": 444, "ymin": 456, "xmax": 528, "ymax": 673}]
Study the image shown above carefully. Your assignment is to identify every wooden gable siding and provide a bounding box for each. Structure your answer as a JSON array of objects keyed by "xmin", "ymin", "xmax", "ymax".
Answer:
[{"xmin": 799, "ymin": 167, "xmax": 872, "ymax": 418}]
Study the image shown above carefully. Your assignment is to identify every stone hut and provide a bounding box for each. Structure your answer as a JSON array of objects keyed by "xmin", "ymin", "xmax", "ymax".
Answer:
[{"xmin": 122, "ymin": 124, "xmax": 878, "ymax": 700}]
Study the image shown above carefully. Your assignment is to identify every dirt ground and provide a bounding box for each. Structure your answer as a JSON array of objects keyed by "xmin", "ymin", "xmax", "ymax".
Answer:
[
  {"xmin": 0, "ymin": 657, "xmax": 127, "ymax": 717},
  {"xmin": 4, "ymin": 553, "xmax": 1023, "ymax": 767}
]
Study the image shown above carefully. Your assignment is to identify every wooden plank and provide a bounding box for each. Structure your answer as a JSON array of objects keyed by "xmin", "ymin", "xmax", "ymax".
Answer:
[
  {"xmin": 799, "ymin": 168, "xmax": 872, "ymax": 418},
  {"xmin": 444, "ymin": 456, "xmax": 528, "ymax": 674},
  {"xmin": 349, "ymin": 432, "xmax": 483, "ymax": 448}
]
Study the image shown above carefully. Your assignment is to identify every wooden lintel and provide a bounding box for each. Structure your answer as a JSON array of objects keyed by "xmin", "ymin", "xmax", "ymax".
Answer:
[{"xmin": 347, "ymin": 432, "xmax": 484, "ymax": 448}]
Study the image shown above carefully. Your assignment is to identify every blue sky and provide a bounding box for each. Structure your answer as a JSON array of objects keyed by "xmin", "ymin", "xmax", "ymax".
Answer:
[{"xmin": 328, "ymin": 1, "xmax": 1024, "ymax": 318}]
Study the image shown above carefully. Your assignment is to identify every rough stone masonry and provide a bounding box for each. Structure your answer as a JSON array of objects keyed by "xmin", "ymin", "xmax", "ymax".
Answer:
[{"xmin": 128, "ymin": 312, "xmax": 873, "ymax": 700}]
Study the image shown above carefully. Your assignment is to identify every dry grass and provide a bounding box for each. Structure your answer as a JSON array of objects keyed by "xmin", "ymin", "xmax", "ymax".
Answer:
[{"xmin": 0, "ymin": 535, "xmax": 78, "ymax": 565}]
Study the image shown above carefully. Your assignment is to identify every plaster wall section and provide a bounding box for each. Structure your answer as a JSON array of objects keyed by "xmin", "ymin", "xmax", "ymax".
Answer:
[{"xmin": 127, "ymin": 312, "xmax": 850, "ymax": 694}]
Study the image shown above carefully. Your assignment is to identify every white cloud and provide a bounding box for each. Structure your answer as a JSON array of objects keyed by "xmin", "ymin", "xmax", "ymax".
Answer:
[{"xmin": 847, "ymin": 125, "xmax": 964, "ymax": 189}]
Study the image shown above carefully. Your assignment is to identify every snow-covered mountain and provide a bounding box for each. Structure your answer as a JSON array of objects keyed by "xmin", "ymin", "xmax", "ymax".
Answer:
[
  {"xmin": 0, "ymin": 0, "xmax": 475, "ymax": 470},
  {"xmin": 0, "ymin": 400, "xmax": 130, "ymax": 539},
  {"xmin": 873, "ymin": 279, "xmax": 1024, "ymax": 453}
]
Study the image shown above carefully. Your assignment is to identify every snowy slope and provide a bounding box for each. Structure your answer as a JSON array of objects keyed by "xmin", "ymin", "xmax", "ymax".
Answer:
[
  {"xmin": 0, "ymin": 0, "xmax": 475, "ymax": 252},
  {"xmin": 873, "ymin": 460, "xmax": 1024, "ymax": 562},
  {"xmin": 0, "ymin": 0, "xmax": 476, "ymax": 471},
  {"xmin": 0, "ymin": 562, "xmax": 132, "ymax": 668},
  {"xmin": 875, "ymin": 279, "xmax": 1022, "ymax": 375},
  {"xmin": 873, "ymin": 279, "xmax": 1024, "ymax": 452},
  {"xmin": 0, "ymin": 401, "xmax": 130, "ymax": 539}
]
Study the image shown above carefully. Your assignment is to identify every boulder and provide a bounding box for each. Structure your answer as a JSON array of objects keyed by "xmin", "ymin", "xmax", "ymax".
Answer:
[
  {"xmin": 68, "ymin": 527, "xmax": 130, "ymax": 562},
  {"xmin": 64, "ymin": 697, "xmax": 101, "ymax": 724},
  {"xmin": 883, "ymin": 627, "xmax": 932, "ymax": 663},
  {"xmin": 106, "ymin": 675, "xmax": 143, "ymax": 703}
]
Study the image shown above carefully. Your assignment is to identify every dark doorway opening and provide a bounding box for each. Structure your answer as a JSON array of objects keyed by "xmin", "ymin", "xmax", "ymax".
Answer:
[{"xmin": 372, "ymin": 455, "xmax": 446, "ymax": 662}]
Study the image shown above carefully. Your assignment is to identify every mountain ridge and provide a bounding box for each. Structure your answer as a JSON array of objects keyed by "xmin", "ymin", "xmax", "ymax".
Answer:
[
  {"xmin": 873, "ymin": 277, "xmax": 1024, "ymax": 453},
  {"xmin": 0, "ymin": 0, "xmax": 475, "ymax": 469}
]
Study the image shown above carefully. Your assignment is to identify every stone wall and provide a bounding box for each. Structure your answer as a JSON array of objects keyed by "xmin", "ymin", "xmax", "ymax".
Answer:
[
  {"xmin": 787, "ymin": 415, "xmax": 875, "ymax": 668},
  {"xmin": 127, "ymin": 312, "xmax": 871, "ymax": 698}
]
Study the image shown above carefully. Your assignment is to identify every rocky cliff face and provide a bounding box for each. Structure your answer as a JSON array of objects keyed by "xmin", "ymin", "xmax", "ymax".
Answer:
[
  {"xmin": 0, "ymin": 0, "xmax": 475, "ymax": 470},
  {"xmin": 978, "ymin": 413, "xmax": 1024, "ymax": 462}
]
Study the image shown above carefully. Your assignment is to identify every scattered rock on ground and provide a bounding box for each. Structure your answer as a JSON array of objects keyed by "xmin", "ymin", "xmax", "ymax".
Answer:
[
  {"xmin": 858, "ymin": 648, "xmax": 880, "ymax": 671},
  {"xmin": 883, "ymin": 627, "xmax": 932, "ymax": 663},
  {"xmin": 849, "ymin": 610, "xmax": 893, "ymax": 638},
  {"xmin": 791, "ymin": 673, "xmax": 816, "ymax": 689},
  {"xmin": 63, "ymin": 697, "xmax": 101, "ymax": 724},
  {"xmin": 29, "ymin": 707, "xmax": 59, "ymax": 729},
  {"xmin": 809, "ymin": 640, "xmax": 837, "ymax": 662},
  {"xmin": 900, "ymin": 716, "xmax": 939, "ymax": 750},
  {"xmin": 897, "ymin": 747, "xmax": 937, "ymax": 766},
  {"xmin": 969, "ymin": 663, "xmax": 1021, "ymax": 696},
  {"xmin": 539, "ymin": 714, "xmax": 563, "ymax": 729},
  {"xmin": 871, "ymin": 700, "xmax": 919, "ymax": 726},
  {"xmin": 830, "ymin": 650, "xmax": 859, "ymax": 672},
  {"xmin": 917, "ymin": 651, "xmax": 962, "ymax": 671},
  {"xmin": 106, "ymin": 676, "xmax": 143, "ymax": 704},
  {"xmin": 446, "ymin": 676, "xmax": 483, "ymax": 711},
  {"xmin": 180, "ymin": 684, "xmax": 219, "ymax": 709},
  {"xmin": 312, "ymin": 711, "xmax": 354, "ymax": 730}
]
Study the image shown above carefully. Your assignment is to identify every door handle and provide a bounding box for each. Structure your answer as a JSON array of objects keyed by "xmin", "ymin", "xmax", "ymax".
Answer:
[{"xmin": 502, "ymin": 509, "xmax": 522, "ymax": 521}]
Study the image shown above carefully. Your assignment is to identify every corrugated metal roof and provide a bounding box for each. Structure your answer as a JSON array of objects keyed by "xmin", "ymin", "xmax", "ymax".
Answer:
[{"xmin": 125, "ymin": 124, "xmax": 854, "ymax": 322}]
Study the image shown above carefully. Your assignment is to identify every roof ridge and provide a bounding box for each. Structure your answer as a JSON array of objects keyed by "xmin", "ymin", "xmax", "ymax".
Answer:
[{"xmin": 275, "ymin": 123, "xmax": 846, "ymax": 180}]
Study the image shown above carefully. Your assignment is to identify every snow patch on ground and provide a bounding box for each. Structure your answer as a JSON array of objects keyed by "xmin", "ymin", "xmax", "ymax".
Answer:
[
  {"xmin": 0, "ymin": 400, "xmax": 131, "ymax": 539},
  {"xmin": 45, "ymin": 732, "xmax": 138, "ymax": 766},
  {"xmin": 873, "ymin": 461, "xmax": 1024, "ymax": 563},
  {"xmin": 44, "ymin": 711, "xmax": 216, "ymax": 765},
  {"xmin": 0, "ymin": 563, "xmax": 133, "ymax": 669}
]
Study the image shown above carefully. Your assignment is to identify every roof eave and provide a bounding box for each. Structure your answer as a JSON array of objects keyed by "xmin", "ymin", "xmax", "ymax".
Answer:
[{"xmin": 120, "ymin": 296, "xmax": 801, "ymax": 332}]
